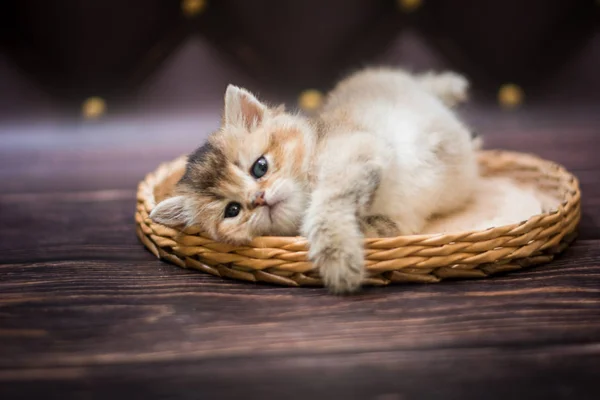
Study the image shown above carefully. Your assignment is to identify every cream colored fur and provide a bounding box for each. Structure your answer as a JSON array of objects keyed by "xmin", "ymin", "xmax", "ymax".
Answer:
[
  {"xmin": 151, "ymin": 67, "xmax": 480, "ymax": 294},
  {"xmin": 303, "ymin": 68, "xmax": 479, "ymax": 293}
]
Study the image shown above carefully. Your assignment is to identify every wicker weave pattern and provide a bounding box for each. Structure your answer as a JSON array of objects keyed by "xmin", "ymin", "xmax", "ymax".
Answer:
[{"xmin": 135, "ymin": 150, "xmax": 581, "ymax": 287}]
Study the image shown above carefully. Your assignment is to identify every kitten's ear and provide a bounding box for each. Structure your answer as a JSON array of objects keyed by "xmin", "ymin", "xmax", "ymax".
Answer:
[
  {"xmin": 224, "ymin": 84, "xmax": 267, "ymax": 130},
  {"xmin": 150, "ymin": 196, "xmax": 189, "ymax": 227}
]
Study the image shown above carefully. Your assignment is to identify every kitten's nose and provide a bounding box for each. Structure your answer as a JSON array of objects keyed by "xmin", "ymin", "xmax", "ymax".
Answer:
[{"xmin": 252, "ymin": 191, "xmax": 268, "ymax": 207}]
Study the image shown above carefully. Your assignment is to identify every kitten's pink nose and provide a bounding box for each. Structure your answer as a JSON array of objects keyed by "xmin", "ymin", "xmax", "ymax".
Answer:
[{"xmin": 252, "ymin": 191, "xmax": 268, "ymax": 207}]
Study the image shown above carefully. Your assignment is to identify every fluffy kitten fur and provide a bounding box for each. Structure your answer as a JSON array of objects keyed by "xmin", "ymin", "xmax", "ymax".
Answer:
[{"xmin": 151, "ymin": 67, "xmax": 480, "ymax": 294}]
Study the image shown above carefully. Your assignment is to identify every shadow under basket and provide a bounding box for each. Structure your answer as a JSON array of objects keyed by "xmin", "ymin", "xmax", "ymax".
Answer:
[{"xmin": 135, "ymin": 150, "xmax": 581, "ymax": 287}]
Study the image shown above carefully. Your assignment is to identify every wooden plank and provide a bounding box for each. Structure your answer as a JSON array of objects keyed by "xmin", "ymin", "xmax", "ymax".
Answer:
[
  {"xmin": 0, "ymin": 241, "xmax": 599, "ymax": 370},
  {"xmin": 1, "ymin": 345, "xmax": 599, "ymax": 399}
]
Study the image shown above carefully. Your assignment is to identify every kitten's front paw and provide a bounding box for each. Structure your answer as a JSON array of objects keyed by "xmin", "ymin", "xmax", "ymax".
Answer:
[{"xmin": 311, "ymin": 244, "xmax": 365, "ymax": 294}]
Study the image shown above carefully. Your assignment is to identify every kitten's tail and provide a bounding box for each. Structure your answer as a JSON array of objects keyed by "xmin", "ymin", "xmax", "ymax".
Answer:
[
  {"xmin": 417, "ymin": 71, "xmax": 469, "ymax": 108},
  {"xmin": 419, "ymin": 71, "xmax": 481, "ymax": 150}
]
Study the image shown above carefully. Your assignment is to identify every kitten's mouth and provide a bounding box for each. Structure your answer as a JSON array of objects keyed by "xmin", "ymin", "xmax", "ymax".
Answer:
[{"xmin": 267, "ymin": 200, "xmax": 284, "ymax": 223}]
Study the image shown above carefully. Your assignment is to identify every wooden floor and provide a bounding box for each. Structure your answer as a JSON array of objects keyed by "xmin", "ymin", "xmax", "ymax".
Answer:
[{"xmin": 1, "ymin": 104, "xmax": 599, "ymax": 399}]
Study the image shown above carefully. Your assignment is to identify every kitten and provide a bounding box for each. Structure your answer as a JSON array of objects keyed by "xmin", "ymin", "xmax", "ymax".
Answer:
[{"xmin": 151, "ymin": 67, "xmax": 480, "ymax": 293}]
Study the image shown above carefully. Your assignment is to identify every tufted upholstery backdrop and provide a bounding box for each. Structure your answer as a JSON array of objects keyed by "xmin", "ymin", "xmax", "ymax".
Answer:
[{"xmin": 0, "ymin": 0, "xmax": 598, "ymax": 119}]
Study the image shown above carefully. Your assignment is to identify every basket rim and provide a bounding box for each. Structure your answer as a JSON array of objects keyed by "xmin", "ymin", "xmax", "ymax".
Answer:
[{"xmin": 135, "ymin": 149, "xmax": 581, "ymax": 286}]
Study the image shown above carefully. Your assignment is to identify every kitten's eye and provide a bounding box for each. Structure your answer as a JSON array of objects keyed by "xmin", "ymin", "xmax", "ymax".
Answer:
[
  {"xmin": 250, "ymin": 156, "xmax": 268, "ymax": 179},
  {"xmin": 224, "ymin": 202, "xmax": 241, "ymax": 218}
]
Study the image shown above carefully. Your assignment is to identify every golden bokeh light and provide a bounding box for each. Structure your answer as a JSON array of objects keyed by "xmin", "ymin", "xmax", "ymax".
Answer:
[
  {"xmin": 82, "ymin": 97, "xmax": 106, "ymax": 119},
  {"xmin": 498, "ymin": 83, "xmax": 524, "ymax": 109},
  {"xmin": 298, "ymin": 89, "xmax": 324, "ymax": 112},
  {"xmin": 182, "ymin": 0, "xmax": 206, "ymax": 18},
  {"xmin": 398, "ymin": 0, "xmax": 423, "ymax": 13}
]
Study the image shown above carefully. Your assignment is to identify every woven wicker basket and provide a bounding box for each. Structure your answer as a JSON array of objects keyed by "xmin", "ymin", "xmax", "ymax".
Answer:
[{"xmin": 135, "ymin": 150, "xmax": 581, "ymax": 287}]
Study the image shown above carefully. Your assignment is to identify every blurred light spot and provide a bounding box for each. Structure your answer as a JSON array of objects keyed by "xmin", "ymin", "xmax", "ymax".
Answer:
[
  {"xmin": 182, "ymin": 0, "xmax": 206, "ymax": 18},
  {"xmin": 82, "ymin": 97, "xmax": 106, "ymax": 119},
  {"xmin": 298, "ymin": 89, "xmax": 324, "ymax": 112},
  {"xmin": 398, "ymin": 0, "xmax": 422, "ymax": 12},
  {"xmin": 498, "ymin": 84, "xmax": 524, "ymax": 109}
]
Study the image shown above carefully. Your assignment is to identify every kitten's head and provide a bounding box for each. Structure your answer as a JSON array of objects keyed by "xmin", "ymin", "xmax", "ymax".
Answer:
[{"xmin": 150, "ymin": 85, "xmax": 315, "ymax": 244}]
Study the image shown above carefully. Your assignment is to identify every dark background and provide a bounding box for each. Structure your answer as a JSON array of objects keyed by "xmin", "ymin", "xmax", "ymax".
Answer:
[
  {"xmin": 0, "ymin": 0, "xmax": 598, "ymax": 120},
  {"xmin": 1, "ymin": 1, "xmax": 599, "ymax": 399}
]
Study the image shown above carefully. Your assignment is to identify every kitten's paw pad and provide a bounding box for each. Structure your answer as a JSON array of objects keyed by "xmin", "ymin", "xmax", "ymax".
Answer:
[
  {"xmin": 322, "ymin": 266, "xmax": 364, "ymax": 294},
  {"xmin": 313, "ymin": 247, "xmax": 365, "ymax": 294}
]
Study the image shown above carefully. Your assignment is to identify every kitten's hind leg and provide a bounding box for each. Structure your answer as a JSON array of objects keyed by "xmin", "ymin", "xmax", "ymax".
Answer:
[
  {"xmin": 302, "ymin": 160, "xmax": 382, "ymax": 294},
  {"xmin": 360, "ymin": 215, "xmax": 401, "ymax": 238},
  {"xmin": 417, "ymin": 71, "xmax": 469, "ymax": 107}
]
